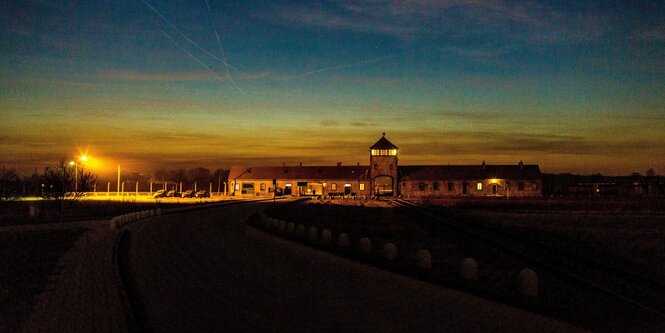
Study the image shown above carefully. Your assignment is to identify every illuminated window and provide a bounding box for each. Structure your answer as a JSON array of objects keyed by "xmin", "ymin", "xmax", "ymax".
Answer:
[
  {"xmin": 477, "ymin": 182, "xmax": 483, "ymax": 191},
  {"xmin": 331, "ymin": 183, "xmax": 337, "ymax": 191},
  {"xmin": 260, "ymin": 183, "xmax": 266, "ymax": 191},
  {"xmin": 359, "ymin": 183, "xmax": 365, "ymax": 191},
  {"xmin": 433, "ymin": 182, "xmax": 440, "ymax": 191},
  {"xmin": 234, "ymin": 183, "xmax": 240, "ymax": 191},
  {"xmin": 372, "ymin": 149, "xmax": 397, "ymax": 156},
  {"xmin": 419, "ymin": 183, "xmax": 426, "ymax": 191},
  {"xmin": 447, "ymin": 182, "xmax": 454, "ymax": 191}
]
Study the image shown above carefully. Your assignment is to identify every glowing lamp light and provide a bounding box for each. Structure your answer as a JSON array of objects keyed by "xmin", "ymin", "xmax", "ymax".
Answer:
[
  {"xmin": 69, "ymin": 161, "xmax": 75, "ymax": 166},
  {"xmin": 81, "ymin": 155, "xmax": 88, "ymax": 162},
  {"xmin": 489, "ymin": 178, "xmax": 500, "ymax": 184}
]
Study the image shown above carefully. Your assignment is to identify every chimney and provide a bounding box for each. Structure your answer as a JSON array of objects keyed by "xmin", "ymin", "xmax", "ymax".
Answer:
[
  {"xmin": 357, "ymin": 162, "xmax": 360, "ymax": 166},
  {"xmin": 299, "ymin": 162, "xmax": 302, "ymax": 167},
  {"xmin": 337, "ymin": 162, "xmax": 342, "ymax": 167},
  {"xmin": 482, "ymin": 160, "xmax": 486, "ymax": 169},
  {"xmin": 519, "ymin": 160, "xmax": 523, "ymax": 170}
]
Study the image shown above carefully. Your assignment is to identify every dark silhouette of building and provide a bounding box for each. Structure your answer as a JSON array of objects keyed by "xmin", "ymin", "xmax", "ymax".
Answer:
[{"xmin": 229, "ymin": 134, "xmax": 542, "ymax": 198}]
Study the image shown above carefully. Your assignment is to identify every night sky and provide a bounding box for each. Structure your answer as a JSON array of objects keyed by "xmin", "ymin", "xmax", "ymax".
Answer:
[{"xmin": 2, "ymin": 0, "xmax": 664, "ymax": 177}]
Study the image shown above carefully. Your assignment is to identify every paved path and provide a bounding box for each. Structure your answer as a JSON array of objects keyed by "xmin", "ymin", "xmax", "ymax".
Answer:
[
  {"xmin": 122, "ymin": 201, "xmax": 585, "ymax": 332},
  {"xmin": 21, "ymin": 228, "xmax": 134, "ymax": 333},
  {"xmin": 0, "ymin": 219, "xmax": 109, "ymax": 233}
]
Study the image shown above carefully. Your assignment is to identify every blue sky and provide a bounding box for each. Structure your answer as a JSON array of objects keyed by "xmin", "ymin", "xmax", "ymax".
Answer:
[{"xmin": 1, "ymin": 0, "xmax": 664, "ymax": 176}]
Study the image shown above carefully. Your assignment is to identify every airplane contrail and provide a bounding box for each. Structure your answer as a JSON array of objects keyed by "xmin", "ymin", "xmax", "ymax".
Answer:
[
  {"xmin": 203, "ymin": 0, "xmax": 244, "ymax": 94},
  {"xmin": 140, "ymin": 0, "xmax": 237, "ymax": 71},
  {"xmin": 269, "ymin": 48, "xmax": 423, "ymax": 82},
  {"xmin": 157, "ymin": 25, "xmax": 241, "ymax": 89}
]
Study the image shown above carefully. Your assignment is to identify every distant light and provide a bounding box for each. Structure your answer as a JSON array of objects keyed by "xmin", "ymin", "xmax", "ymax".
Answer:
[
  {"xmin": 69, "ymin": 161, "xmax": 75, "ymax": 166},
  {"xmin": 81, "ymin": 155, "xmax": 88, "ymax": 162}
]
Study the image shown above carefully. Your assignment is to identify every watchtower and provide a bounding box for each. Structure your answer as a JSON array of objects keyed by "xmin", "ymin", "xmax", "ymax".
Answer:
[{"xmin": 369, "ymin": 133, "xmax": 398, "ymax": 196}]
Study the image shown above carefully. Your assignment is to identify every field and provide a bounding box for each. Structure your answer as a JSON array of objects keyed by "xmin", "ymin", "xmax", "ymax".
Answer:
[
  {"xmin": 419, "ymin": 197, "xmax": 665, "ymax": 280},
  {"xmin": 0, "ymin": 198, "xmax": 220, "ymax": 227},
  {"xmin": 261, "ymin": 197, "xmax": 665, "ymax": 331}
]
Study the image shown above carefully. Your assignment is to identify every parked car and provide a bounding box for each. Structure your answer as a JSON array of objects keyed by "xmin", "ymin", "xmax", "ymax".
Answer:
[
  {"xmin": 181, "ymin": 190, "xmax": 195, "ymax": 198},
  {"xmin": 196, "ymin": 190, "xmax": 210, "ymax": 198},
  {"xmin": 166, "ymin": 190, "xmax": 180, "ymax": 197},
  {"xmin": 152, "ymin": 190, "xmax": 166, "ymax": 198}
]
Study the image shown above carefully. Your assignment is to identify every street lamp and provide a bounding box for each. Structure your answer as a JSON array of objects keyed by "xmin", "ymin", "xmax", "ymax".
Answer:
[{"xmin": 70, "ymin": 155, "xmax": 88, "ymax": 193}]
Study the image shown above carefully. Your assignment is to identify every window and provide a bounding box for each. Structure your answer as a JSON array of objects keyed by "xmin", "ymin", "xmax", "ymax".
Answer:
[
  {"xmin": 359, "ymin": 183, "xmax": 365, "ymax": 191},
  {"xmin": 241, "ymin": 183, "xmax": 255, "ymax": 194},
  {"xmin": 371, "ymin": 149, "xmax": 397, "ymax": 156},
  {"xmin": 433, "ymin": 182, "xmax": 440, "ymax": 191},
  {"xmin": 419, "ymin": 182, "xmax": 426, "ymax": 191},
  {"xmin": 477, "ymin": 182, "xmax": 483, "ymax": 191},
  {"xmin": 374, "ymin": 164, "xmax": 378, "ymax": 170},
  {"xmin": 518, "ymin": 182, "xmax": 525, "ymax": 191},
  {"xmin": 331, "ymin": 183, "xmax": 337, "ymax": 191},
  {"xmin": 447, "ymin": 182, "xmax": 454, "ymax": 191},
  {"xmin": 234, "ymin": 183, "xmax": 240, "ymax": 191},
  {"xmin": 260, "ymin": 183, "xmax": 266, "ymax": 191}
]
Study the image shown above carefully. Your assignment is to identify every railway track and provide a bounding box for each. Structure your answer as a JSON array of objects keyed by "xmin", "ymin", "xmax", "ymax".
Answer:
[{"xmin": 391, "ymin": 199, "xmax": 665, "ymax": 321}]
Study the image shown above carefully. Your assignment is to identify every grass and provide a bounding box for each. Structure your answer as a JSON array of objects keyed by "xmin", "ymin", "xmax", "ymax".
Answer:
[
  {"xmin": 451, "ymin": 209, "xmax": 665, "ymax": 280},
  {"xmin": 0, "ymin": 200, "xmax": 212, "ymax": 227},
  {"xmin": 260, "ymin": 198, "xmax": 665, "ymax": 331},
  {"xmin": 0, "ymin": 228, "xmax": 85, "ymax": 332}
]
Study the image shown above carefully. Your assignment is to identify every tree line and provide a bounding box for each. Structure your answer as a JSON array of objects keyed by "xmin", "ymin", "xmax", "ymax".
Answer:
[
  {"xmin": 1, "ymin": 160, "xmax": 97, "ymax": 200},
  {"xmin": 1, "ymin": 163, "xmax": 231, "ymax": 199}
]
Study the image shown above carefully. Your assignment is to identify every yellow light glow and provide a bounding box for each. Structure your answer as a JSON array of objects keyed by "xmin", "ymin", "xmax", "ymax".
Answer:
[
  {"xmin": 489, "ymin": 178, "xmax": 501, "ymax": 184},
  {"xmin": 81, "ymin": 155, "xmax": 88, "ymax": 162},
  {"xmin": 69, "ymin": 161, "xmax": 75, "ymax": 166}
]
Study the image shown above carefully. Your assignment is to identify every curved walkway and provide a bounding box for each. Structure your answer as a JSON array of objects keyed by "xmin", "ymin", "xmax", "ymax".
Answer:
[
  {"xmin": 121, "ymin": 202, "xmax": 585, "ymax": 332},
  {"xmin": 22, "ymin": 229, "xmax": 134, "ymax": 332}
]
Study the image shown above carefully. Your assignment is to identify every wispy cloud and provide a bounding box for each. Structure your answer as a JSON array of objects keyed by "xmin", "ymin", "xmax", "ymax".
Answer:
[
  {"xmin": 259, "ymin": 0, "xmax": 609, "ymax": 46},
  {"xmin": 631, "ymin": 24, "xmax": 665, "ymax": 41},
  {"xmin": 98, "ymin": 70, "xmax": 269, "ymax": 82}
]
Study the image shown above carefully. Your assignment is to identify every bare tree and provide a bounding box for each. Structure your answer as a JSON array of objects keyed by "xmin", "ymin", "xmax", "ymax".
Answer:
[
  {"xmin": 187, "ymin": 167, "xmax": 211, "ymax": 188},
  {"xmin": 169, "ymin": 169, "xmax": 187, "ymax": 185},
  {"xmin": 41, "ymin": 159, "xmax": 97, "ymax": 221},
  {"xmin": 0, "ymin": 167, "xmax": 21, "ymax": 201},
  {"xmin": 41, "ymin": 160, "xmax": 74, "ymax": 201}
]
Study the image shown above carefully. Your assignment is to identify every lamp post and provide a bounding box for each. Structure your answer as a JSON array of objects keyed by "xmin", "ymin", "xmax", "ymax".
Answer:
[
  {"xmin": 69, "ymin": 161, "xmax": 75, "ymax": 193},
  {"xmin": 117, "ymin": 164, "xmax": 121, "ymax": 196},
  {"xmin": 69, "ymin": 155, "xmax": 88, "ymax": 193}
]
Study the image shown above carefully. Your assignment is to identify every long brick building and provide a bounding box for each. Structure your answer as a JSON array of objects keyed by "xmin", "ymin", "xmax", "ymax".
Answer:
[{"xmin": 228, "ymin": 134, "xmax": 542, "ymax": 198}]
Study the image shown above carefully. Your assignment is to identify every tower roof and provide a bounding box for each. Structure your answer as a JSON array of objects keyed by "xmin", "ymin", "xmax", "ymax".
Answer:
[{"xmin": 370, "ymin": 133, "xmax": 398, "ymax": 150}]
